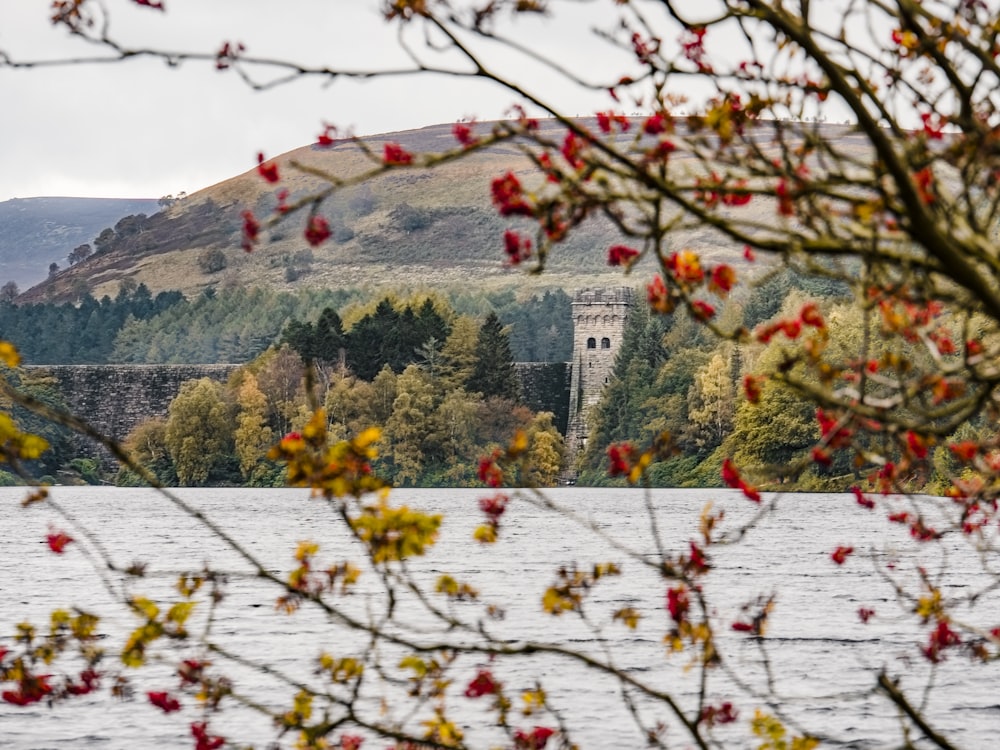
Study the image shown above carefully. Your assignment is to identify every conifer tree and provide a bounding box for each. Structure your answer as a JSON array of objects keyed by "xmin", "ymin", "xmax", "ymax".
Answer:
[
  {"xmin": 313, "ymin": 307, "xmax": 346, "ymax": 365},
  {"xmin": 414, "ymin": 298, "xmax": 450, "ymax": 350},
  {"xmin": 347, "ymin": 299, "xmax": 400, "ymax": 380},
  {"xmin": 466, "ymin": 311, "xmax": 521, "ymax": 403},
  {"xmin": 439, "ymin": 315, "xmax": 480, "ymax": 391}
]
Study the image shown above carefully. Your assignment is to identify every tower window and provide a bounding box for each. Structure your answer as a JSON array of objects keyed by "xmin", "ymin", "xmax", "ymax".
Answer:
[
  {"xmin": 587, "ymin": 337, "xmax": 596, "ymax": 349},
  {"xmin": 601, "ymin": 337, "xmax": 611, "ymax": 349}
]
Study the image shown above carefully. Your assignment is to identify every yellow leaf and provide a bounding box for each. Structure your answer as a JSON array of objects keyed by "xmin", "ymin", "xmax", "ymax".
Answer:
[
  {"xmin": 291, "ymin": 689, "xmax": 313, "ymax": 721},
  {"xmin": 613, "ymin": 607, "xmax": 641, "ymax": 629},
  {"xmin": 508, "ymin": 429, "xmax": 528, "ymax": 456},
  {"xmin": 121, "ymin": 622, "xmax": 162, "ymax": 667},
  {"xmin": 542, "ymin": 587, "xmax": 574, "ymax": 615},
  {"xmin": 322, "ymin": 656, "xmax": 363, "ymax": 682},
  {"xmin": 49, "ymin": 609, "xmax": 71, "ymax": 630},
  {"xmin": 354, "ymin": 426, "xmax": 382, "ymax": 449},
  {"xmin": 301, "ymin": 409, "xmax": 327, "ymax": 442},
  {"xmin": 422, "ymin": 710, "xmax": 464, "ymax": 746},
  {"xmin": 917, "ymin": 590, "xmax": 942, "ymax": 622},
  {"xmin": 522, "ymin": 688, "xmax": 546, "ymax": 715},
  {"xmin": 436, "ymin": 574, "xmax": 459, "ymax": 596},
  {"xmin": 473, "ymin": 524, "xmax": 497, "ymax": 543},
  {"xmin": 131, "ymin": 596, "xmax": 159, "ymax": 621},
  {"xmin": 177, "ymin": 574, "xmax": 204, "ymax": 598},
  {"xmin": 295, "ymin": 540, "xmax": 319, "ymax": 562},
  {"xmin": 0, "ymin": 341, "xmax": 19, "ymax": 368},
  {"xmin": 399, "ymin": 654, "xmax": 427, "ymax": 677},
  {"xmin": 593, "ymin": 562, "xmax": 620, "ymax": 579},
  {"xmin": 15, "ymin": 622, "xmax": 35, "ymax": 643},
  {"xmin": 166, "ymin": 601, "xmax": 196, "ymax": 626},
  {"xmin": 341, "ymin": 563, "xmax": 360, "ymax": 587},
  {"xmin": 792, "ymin": 738, "xmax": 820, "ymax": 750},
  {"xmin": 70, "ymin": 611, "xmax": 99, "ymax": 640}
]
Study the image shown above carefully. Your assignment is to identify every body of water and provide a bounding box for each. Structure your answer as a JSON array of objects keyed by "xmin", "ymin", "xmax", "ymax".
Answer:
[{"xmin": 1, "ymin": 486, "xmax": 998, "ymax": 749}]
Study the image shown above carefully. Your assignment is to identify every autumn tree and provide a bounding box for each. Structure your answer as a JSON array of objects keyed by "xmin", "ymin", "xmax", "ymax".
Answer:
[
  {"xmin": 382, "ymin": 364, "xmax": 439, "ymax": 484},
  {"xmin": 254, "ymin": 345, "xmax": 307, "ymax": 438},
  {"xmin": 368, "ymin": 364, "xmax": 398, "ymax": 426},
  {"xmin": 685, "ymin": 346, "xmax": 737, "ymax": 456},
  {"xmin": 118, "ymin": 416, "xmax": 175, "ymax": 486},
  {"xmin": 520, "ymin": 411, "xmax": 564, "ymax": 486},
  {"xmin": 233, "ymin": 372, "xmax": 276, "ymax": 485},
  {"xmin": 438, "ymin": 314, "xmax": 481, "ymax": 390},
  {"xmin": 429, "ymin": 387, "xmax": 481, "ymax": 469},
  {"xmin": 164, "ymin": 377, "xmax": 234, "ymax": 485}
]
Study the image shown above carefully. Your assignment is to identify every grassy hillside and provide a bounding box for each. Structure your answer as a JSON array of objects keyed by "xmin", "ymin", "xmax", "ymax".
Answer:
[{"xmin": 15, "ymin": 119, "xmax": 864, "ymax": 303}]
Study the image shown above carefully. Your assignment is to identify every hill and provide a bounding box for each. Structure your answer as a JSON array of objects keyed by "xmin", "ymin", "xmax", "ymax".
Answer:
[
  {"xmin": 0, "ymin": 197, "xmax": 159, "ymax": 289},
  {"xmin": 15, "ymin": 119, "xmax": 863, "ymax": 303}
]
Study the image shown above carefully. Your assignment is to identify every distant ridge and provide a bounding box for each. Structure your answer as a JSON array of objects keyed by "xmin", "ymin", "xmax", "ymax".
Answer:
[
  {"xmin": 0, "ymin": 197, "xmax": 159, "ymax": 289},
  {"xmin": 11, "ymin": 120, "xmax": 861, "ymax": 303}
]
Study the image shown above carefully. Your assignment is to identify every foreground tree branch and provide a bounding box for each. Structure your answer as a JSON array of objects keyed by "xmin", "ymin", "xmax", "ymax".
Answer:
[{"xmin": 4, "ymin": 1, "xmax": 1000, "ymax": 748}]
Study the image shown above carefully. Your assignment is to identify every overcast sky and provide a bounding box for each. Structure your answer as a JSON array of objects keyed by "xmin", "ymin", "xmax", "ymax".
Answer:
[{"xmin": 0, "ymin": 0, "xmax": 651, "ymax": 202}]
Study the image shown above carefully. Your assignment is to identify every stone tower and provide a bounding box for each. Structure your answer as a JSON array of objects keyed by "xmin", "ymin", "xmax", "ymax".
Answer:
[{"xmin": 563, "ymin": 287, "xmax": 634, "ymax": 478}]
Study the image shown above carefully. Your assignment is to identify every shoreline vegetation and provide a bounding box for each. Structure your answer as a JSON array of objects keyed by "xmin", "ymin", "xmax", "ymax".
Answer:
[{"xmin": 0, "ymin": 267, "xmax": 962, "ymax": 496}]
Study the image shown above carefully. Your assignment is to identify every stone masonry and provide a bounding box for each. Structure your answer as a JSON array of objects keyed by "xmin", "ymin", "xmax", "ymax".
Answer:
[
  {"xmin": 563, "ymin": 287, "xmax": 634, "ymax": 479},
  {"xmin": 27, "ymin": 364, "xmax": 240, "ymax": 459}
]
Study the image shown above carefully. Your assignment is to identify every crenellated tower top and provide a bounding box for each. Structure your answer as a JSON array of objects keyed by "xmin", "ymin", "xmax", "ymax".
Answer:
[{"xmin": 571, "ymin": 287, "xmax": 634, "ymax": 409}]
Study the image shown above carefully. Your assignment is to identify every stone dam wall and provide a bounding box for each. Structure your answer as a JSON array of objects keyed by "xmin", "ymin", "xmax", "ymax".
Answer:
[
  {"xmin": 25, "ymin": 362, "xmax": 572, "ymax": 460},
  {"xmin": 515, "ymin": 362, "xmax": 572, "ymax": 435},
  {"xmin": 26, "ymin": 365, "xmax": 241, "ymax": 456}
]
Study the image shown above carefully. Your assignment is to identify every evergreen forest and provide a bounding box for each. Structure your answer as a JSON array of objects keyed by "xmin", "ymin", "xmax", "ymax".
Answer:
[{"xmin": 0, "ymin": 285, "xmax": 573, "ymax": 365}]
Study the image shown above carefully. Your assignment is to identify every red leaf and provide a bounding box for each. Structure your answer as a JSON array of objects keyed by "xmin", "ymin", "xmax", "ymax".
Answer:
[
  {"xmin": 464, "ymin": 669, "xmax": 500, "ymax": 697},
  {"xmin": 148, "ymin": 690, "xmax": 181, "ymax": 713},
  {"xmin": 256, "ymin": 152, "xmax": 280, "ymax": 184},
  {"xmin": 383, "ymin": 142, "xmax": 413, "ymax": 166},
  {"xmin": 607, "ymin": 244, "xmax": 639, "ymax": 266},
  {"xmin": 46, "ymin": 530, "xmax": 73, "ymax": 554},
  {"xmin": 831, "ymin": 545, "xmax": 853, "ymax": 565},
  {"xmin": 304, "ymin": 216, "xmax": 332, "ymax": 247}
]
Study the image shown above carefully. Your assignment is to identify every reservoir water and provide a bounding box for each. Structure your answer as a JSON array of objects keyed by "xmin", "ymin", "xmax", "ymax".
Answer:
[{"xmin": 1, "ymin": 486, "xmax": 998, "ymax": 749}]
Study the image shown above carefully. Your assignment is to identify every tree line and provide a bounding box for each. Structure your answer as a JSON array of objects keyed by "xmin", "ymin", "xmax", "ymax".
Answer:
[
  {"xmin": 578, "ymin": 268, "xmax": 971, "ymax": 495},
  {"xmin": 116, "ymin": 299, "xmax": 560, "ymax": 488},
  {"xmin": 0, "ymin": 285, "xmax": 573, "ymax": 366}
]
